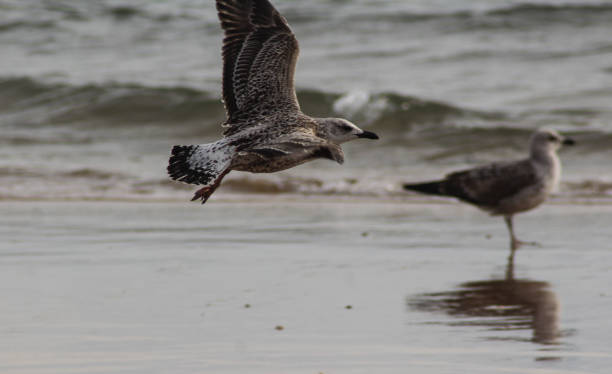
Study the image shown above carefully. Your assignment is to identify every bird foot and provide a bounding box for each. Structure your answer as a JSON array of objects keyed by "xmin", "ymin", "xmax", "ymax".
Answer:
[
  {"xmin": 191, "ymin": 186, "xmax": 215, "ymax": 204},
  {"xmin": 511, "ymin": 239, "xmax": 542, "ymax": 251},
  {"xmin": 189, "ymin": 170, "xmax": 229, "ymax": 205}
]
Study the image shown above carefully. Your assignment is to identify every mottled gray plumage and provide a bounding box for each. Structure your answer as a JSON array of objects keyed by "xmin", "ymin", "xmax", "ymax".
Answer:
[
  {"xmin": 168, "ymin": 0, "xmax": 378, "ymax": 204},
  {"xmin": 404, "ymin": 129, "xmax": 575, "ymax": 252}
]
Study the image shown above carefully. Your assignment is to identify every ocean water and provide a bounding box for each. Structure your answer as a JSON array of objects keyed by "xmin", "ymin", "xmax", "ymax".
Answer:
[{"xmin": 1, "ymin": 0, "xmax": 612, "ymax": 200}]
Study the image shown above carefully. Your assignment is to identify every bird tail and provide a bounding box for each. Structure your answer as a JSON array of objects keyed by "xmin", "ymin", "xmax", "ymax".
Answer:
[
  {"xmin": 167, "ymin": 143, "xmax": 234, "ymax": 204},
  {"xmin": 167, "ymin": 143, "xmax": 232, "ymax": 186},
  {"xmin": 168, "ymin": 145, "xmax": 208, "ymax": 185},
  {"xmin": 403, "ymin": 180, "xmax": 445, "ymax": 196}
]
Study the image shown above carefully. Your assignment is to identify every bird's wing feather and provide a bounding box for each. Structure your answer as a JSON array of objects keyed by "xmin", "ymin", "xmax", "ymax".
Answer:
[
  {"xmin": 216, "ymin": 0, "xmax": 300, "ymax": 129},
  {"xmin": 443, "ymin": 159, "xmax": 538, "ymax": 206}
]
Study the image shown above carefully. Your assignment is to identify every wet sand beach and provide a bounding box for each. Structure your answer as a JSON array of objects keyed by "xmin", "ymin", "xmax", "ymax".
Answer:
[
  {"xmin": 2, "ymin": 199, "xmax": 612, "ymax": 374},
  {"xmin": 2, "ymin": 1, "xmax": 612, "ymax": 372}
]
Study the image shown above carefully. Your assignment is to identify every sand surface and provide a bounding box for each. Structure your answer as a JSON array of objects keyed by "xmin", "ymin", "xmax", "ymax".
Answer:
[{"xmin": 1, "ymin": 200, "xmax": 612, "ymax": 373}]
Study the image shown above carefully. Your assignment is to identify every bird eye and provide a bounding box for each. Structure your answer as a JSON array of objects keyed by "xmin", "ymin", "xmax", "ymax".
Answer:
[
  {"xmin": 341, "ymin": 124, "xmax": 352, "ymax": 132},
  {"xmin": 548, "ymin": 135, "xmax": 558, "ymax": 142}
]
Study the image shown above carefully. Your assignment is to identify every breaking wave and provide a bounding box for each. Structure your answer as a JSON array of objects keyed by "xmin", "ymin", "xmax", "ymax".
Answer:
[
  {"xmin": 0, "ymin": 76, "xmax": 512, "ymax": 135},
  {"xmin": 1, "ymin": 76, "xmax": 611, "ymax": 202},
  {"xmin": 3, "ymin": 76, "xmax": 612, "ymax": 139},
  {"xmin": 1, "ymin": 166, "xmax": 611, "ymax": 202}
]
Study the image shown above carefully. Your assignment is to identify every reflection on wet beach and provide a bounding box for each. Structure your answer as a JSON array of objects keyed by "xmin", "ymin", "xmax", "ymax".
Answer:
[
  {"xmin": 409, "ymin": 255, "xmax": 560, "ymax": 345},
  {"xmin": 2, "ymin": 201, "xmax": 611, "ymax": 373}
]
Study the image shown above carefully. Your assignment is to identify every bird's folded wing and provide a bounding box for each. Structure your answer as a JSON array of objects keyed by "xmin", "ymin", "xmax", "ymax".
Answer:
[
  {"xmin": 247, "ymin": 132, "xmax": 344, "ymax": 165},
  {"xmin": 443, "ymin": 159, "xmax": 538, "ymax": 206},
  {"xmin": 216, "ymin": 0, "xmax": 300, "ymax": 130}
]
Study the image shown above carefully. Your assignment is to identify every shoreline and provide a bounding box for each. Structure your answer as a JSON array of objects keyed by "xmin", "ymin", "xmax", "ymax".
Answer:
[{"xmin": 1, "ymin": 193, "xmax": 612, "ymax": 205}]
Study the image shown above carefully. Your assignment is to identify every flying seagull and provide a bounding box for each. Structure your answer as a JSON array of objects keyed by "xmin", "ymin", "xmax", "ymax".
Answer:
[
  {"xmin": 403, "ymin": 129, "xmax": 575, "ymax": 252},
  {"xmin": 168, "ymin": 0, "xmax": 378, "ymax": 203}
]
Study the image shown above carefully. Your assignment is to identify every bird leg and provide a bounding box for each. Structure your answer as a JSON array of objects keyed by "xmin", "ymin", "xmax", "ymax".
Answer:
[
  {"xmin": 505, "ymin": 249, "xmax": 515, "ymax": 281},
  {"xmin": 191, "ymin": 170, "xmax": 230, "ymax": 204},
  {"xmin": 504, "ymin": 215, "xmax": 541, "ymax": 252}
]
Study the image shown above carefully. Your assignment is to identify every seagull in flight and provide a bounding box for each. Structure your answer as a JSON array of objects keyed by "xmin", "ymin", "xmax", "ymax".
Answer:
[{"xmin": 168, "ymin": 0, "xmax": 379, "ymax": 204}]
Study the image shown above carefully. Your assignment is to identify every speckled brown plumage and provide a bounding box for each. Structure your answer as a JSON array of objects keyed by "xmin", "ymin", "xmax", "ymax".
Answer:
[{"xmin": 167, "ymin": 0, "xmax": 378, "ymax": 204}]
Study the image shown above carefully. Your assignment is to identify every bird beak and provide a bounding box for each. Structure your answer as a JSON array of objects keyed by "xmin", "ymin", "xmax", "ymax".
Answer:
[
  {"xmin": 357, "ymin": 130, "xmax": 379, "ymax": 140},
  {"xmin": 562, "ymin": 138, "xmax": 576, "ymax": 146}
]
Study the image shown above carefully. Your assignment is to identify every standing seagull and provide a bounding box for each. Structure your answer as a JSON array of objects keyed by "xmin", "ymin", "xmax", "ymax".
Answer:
[
  {"xmin": 403, "ymin": 129, "xmax": 575, "ymax": 252},
  {"xmin": 167, "ymin": 0, "xmax": 378, "ymax": 204}
]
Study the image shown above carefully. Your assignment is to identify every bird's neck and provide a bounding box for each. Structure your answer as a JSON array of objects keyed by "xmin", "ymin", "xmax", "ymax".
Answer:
[
  {"xmin": 313, "ymin": 118, "xmax": 331, "ymax": 139},
  {"xmin": 530, "ymin": 145, "xmax": 557, "ymax": 164},
  {"xmin": 530, "ymin": 146, "xmax": 561, "ymax": 192}
]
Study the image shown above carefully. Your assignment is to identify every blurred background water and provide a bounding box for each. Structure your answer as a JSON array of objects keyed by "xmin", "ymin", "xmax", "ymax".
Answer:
[{"xmin": 1, "ymin": 0, "xmax": 611, "ymax": 201}]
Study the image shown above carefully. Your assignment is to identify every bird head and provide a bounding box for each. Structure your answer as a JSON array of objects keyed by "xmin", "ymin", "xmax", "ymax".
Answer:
[
  {"xmin": 316, "ymin": 118, "xmax": 379, "ymax": 144},
  {"xmin": 530, "ymin": 129, "xmax": 575, "ymax": 153}
]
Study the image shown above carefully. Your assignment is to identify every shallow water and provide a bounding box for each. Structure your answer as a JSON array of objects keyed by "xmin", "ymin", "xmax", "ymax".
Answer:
[
  {"xmin": 2, "ymin": 200, "xmax": 611, "ymax": 373},
  {"xmin": 1, "ymin": 0, "xmax": 612, "ymax": 200}
]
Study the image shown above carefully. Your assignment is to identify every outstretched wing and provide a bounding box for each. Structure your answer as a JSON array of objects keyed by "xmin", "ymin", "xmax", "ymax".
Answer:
[
  {"xmin": 442, "ymin": 159, "xmax": 538, "ymax": 207},
  {"xmin": 216, "ymin": 0, "xmax": 300, "ymax": 127}
]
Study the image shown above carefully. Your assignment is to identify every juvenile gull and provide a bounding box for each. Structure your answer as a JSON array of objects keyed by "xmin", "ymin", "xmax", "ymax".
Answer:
[
  {"xmin": 167, "ymin": 0, "xmax": 378, "ymax": 204},
  {"xmin": 403, "ymin": 129, "xmax": 575, "ymax": 252}
]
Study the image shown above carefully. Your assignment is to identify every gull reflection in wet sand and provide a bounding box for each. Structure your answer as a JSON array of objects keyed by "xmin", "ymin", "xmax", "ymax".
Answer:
[{"xmin": 409, "ymin": 255, "xmax": 561, "ymax": 345}]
